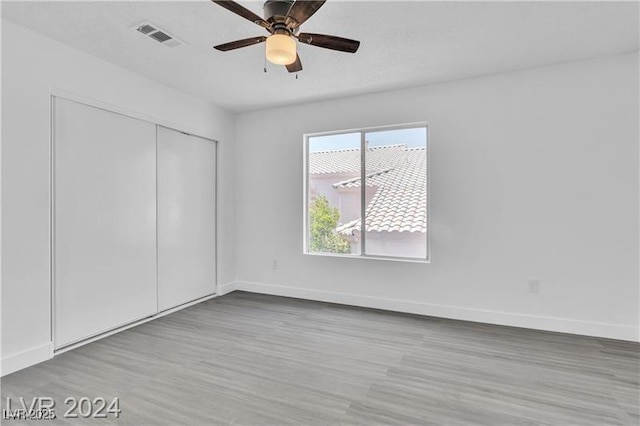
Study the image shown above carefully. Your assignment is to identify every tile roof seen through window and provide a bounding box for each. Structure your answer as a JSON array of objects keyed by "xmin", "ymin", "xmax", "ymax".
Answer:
[
  {"xmin": 309, "ymin": 144, "xmax": 427, "ymax": 234},
  {"xmin": 308, "ymin": 144, "xmax": 407, "ymax": 175}
]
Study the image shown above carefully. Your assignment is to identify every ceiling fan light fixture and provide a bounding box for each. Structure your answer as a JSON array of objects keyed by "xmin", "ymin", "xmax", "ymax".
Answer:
[
  {"xmin": 212, "ymin": 0, "xmax": 361, "ymax": 73},
  {"xmin": 265, "ymin": 32, "xmax": 296, "ymax": 65}
]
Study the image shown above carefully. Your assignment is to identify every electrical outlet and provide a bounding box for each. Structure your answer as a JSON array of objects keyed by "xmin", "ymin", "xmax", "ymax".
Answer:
[
  {"xmin": 272, "ymin": 260, "xmax": 279, "ymax": 270},
  {"xmin": 528, "ymin": 279, "xmax": 540, "ymax": 293}
]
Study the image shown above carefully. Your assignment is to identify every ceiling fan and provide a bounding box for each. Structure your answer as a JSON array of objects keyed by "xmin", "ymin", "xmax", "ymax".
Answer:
[{"xmin": 212, "ymin": 0, "xmax": 360, "ymax": 73}]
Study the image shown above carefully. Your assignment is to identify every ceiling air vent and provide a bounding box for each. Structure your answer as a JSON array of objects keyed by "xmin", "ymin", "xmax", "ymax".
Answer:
[
  {"xmin": 133, "ymin": 21, "xmax": 183, "ymax": 48},
  {"xmin": 137, "ymin": 24, "xmax": 156, "ymax": 35}
]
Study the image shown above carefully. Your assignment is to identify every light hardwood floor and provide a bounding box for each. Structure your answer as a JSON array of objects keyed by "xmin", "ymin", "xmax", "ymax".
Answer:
[{"xmin": 2, "ymin": 291, "xmax": 638, "ymax": 425}]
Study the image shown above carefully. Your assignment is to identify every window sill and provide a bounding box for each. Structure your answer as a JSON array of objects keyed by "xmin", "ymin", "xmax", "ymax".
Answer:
[{"xmin": 303, "ymin": 251, "xmax": 431, "ymax": 264}]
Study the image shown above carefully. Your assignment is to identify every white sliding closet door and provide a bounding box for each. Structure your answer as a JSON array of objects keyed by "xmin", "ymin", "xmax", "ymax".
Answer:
[
  {"xmin": 54, "ymin": 98, "xmax": 157, "ymax": 348},
  {"xmin": 157, "ymin": 127, "xmax": 216, "ymax": 311}
]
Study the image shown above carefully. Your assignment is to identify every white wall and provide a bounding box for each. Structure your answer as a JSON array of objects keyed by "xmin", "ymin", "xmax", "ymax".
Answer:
[
  {"xmin": 1, "ymin": 19, "xmax": 236, "ymax": 373},
  {"xmin": 234, "ymin": 52, "xmax": 639, "ymax": 341}
]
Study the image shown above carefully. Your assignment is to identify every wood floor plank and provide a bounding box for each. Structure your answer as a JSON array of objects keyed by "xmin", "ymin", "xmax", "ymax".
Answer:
[{"xmin": 1, "ymin": 291, "xmax": 638, "ymax": 425}]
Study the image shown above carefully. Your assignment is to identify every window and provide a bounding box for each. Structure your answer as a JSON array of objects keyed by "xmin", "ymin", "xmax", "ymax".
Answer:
[{"xmin": 304, "ymin": 123, "xmax": 428, "ymax": 261}]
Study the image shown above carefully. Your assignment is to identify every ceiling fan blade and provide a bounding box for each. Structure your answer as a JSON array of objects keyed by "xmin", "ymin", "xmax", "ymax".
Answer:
[
  {"xmin": 297, "ymin": 33, "xmax": 360, "ymax": 53},
  {"xmin": 286, "ymin": 54, "xmax": 303, "ymax": 73},
  {"xmin": 214, "ymin": 36, "xmax": 267, "ymax": 51},
  {"xmin": 286, "ymin": 0, "xmax": 326, "ymax": 27},
  {"xmin": 211, "ymin": 1, "xmax": 271, "ymax": 30}
]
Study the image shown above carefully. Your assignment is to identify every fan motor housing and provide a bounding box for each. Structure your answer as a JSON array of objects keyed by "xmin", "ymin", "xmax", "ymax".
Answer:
[{"xmin": 264, "ymin": 0, "xmax": 294, "ymax": 21}]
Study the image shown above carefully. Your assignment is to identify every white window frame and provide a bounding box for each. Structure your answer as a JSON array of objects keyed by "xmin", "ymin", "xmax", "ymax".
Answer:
[{"xmin": 303, "ymin": 122, "xmax": 430, "ymax": 263}]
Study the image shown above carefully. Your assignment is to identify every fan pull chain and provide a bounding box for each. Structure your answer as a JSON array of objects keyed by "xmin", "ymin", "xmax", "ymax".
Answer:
[{"xmin": 264, "ymin": 56, "xmax": 267, "ymax": 73}]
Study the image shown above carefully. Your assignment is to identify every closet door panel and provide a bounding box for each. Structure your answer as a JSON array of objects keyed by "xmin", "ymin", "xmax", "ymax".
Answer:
[
  {"xmin": 157, "ymin": 127, "xmax": 216, "ymax": 311},
  {"xmin": 54, "ymin": 98, "xmax": 157, "ymax": 348}
]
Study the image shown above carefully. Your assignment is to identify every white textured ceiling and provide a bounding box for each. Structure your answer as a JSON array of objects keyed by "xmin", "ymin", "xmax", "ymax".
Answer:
[{"xmin": 2, "ymin": 1, "xmax": 638, "ymax": 112}]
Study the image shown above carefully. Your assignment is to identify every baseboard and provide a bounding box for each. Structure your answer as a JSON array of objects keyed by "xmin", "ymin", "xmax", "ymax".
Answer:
[
  {"xmin": 233, "ymin": 281, "xmax": 639, "ymax": 342},
  {"xmin": 1, "ymin": 343, "xmax": 53, "ymax": 377},
  {"xmin": 217, "ymin": 281, "xmax": 237, "ymax": 296}
]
